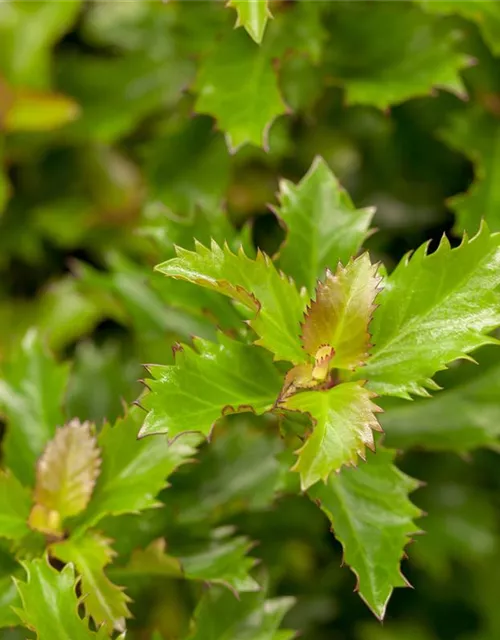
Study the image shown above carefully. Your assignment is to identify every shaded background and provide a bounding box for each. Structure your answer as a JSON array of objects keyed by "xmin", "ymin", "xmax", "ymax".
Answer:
[{"xmin": 1, "ymin": 1, "xmax": 500, "ymax": 639}]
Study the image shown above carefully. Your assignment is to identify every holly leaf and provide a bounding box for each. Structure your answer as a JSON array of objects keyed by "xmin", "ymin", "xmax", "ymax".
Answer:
[
  {"xmin": 194, "ymin": 30, "xmax": 287, "ymax": 151},
  {"xmin": 28, "ymin": 420, "xmax": 101, "ymax": 537},
  {"xmin": 52, "ymin": 532, "xmax": 131, "ymax": 634},
  {"xmin": 228, "ymin": 0, "xmax": 272, "ymax": 44},
  {"xmin": 156, "ymin": 242, "xmax": 306, "ymax": 363},
  {"xmin": 417, "ymin": 0, "xmax": 500, "ymax": 55},
  {"xmin": 276, "ymin": 157, "xmax": 374, "ymax": 293},
  {"xmin": 382, "ymin": 359, "xmax": 500, "ymax": 453},
  {"xmin": 0, "ymin": 471, "xmax": 31, "ymax": 541},
  {"xmin": 139, "ymin": 333, "xmax": 282, "ymax": 438},
  {"xmin": 440, "ymin": 107, "xmax": 500, "ymax": 233},
  {"xmin": 187, "ymin": 586, "xmax": 295, "ymax": 640},
  {"xmin": 326, "ymin": 3, "xmax": 468, "ymax": 109},
  {"xmin": 362, "ymin": 224, "xmax": 500, "ymax": 398},
  {"xmin": 74, "ymin": 405, "xmax": 200, "ymax": 533},
  {"xmin": 309, "ymin": 448, "xmax": 422, "ymax": 619},
  {"xmin": 14, "ymin": 557, "xmax": 108, "ymax": 639},
  {"xmin": 0, "ymin": 329, "xmax": 70, "ymax": 486},
  {"xmin": 301, "ymin": 254, "xmax": 381, "ymax": 372},
  {"xmin": 119, "ymin": 529, "xmax": 259, "ymax": 595},
  {"xmin": 281, "ymin": 381, "xmax": 383, "ymax": 490}
]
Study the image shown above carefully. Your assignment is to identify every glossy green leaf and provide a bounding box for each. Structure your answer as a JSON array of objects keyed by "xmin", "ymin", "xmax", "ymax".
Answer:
[
  {"xmin": 326, "ymin": 3, "xmax": 468, "ymax": 109},
  {"xmin": 119, "ymin": 529, "xmax": 259, "ymax": 594},
  {"xmin": 276, "ymin": 157, "xmax": 374, "ymax": 293},
  {"xmin": 14, "ymin": 557, "xmax": 108, "ymax": 639},
  {"xmin": 187, "ymin": 586, "xmax": 295, "ymax": 640},
  {"xmin": 0, "ymin": 330, "xmax": 70, "ymax": 486},
  {"xmin": 74, "ymin": 406, "xmax": 199, "ymax": 533},
  {"xmin": 362, "ymin": 224, "xmax": 500, "ymax": 398},
  {"xmin": 309, "ymin": 448, "xmax": 422, "ymax": 619},
  {"xmin": 139, "ymin": 334, "xmax": 282, "ymax": 438},
  {"xmin": 52, "ymin": 532, "xmax": 131, "ymax": 633},
  {"xmin": 417, "ymin": 0, "xmax": 500, "ymax": 55},
  {"xmin": 281, "ymin": 381, "xmax": 383, "ymax": 490},
  {"xmin": 156, "ymin": 242, "xmax": 306, "ymax": 363},
  {"xmin": 0, "ymin": 471, "xmax": 31, "ymax": 541},
  {"xmin": 441, "ymin": 107, "xmax": 500, "ymax": 233},
  {"xmin": 194, "ymin": 30, "xmax": 287, "ymax": 151},
  {"xmin": 382, "ymin": 360, "xmax": 500, "ymax": 452},
  {"xmin": 228, "ymin": 0, "xmax": 271, "ymax": 44},
  {"xmin": 301, "ymin": 254, "xmax": 381, "ymax": 372}
]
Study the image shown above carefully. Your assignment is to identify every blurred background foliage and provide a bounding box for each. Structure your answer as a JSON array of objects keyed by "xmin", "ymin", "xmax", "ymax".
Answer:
[{"xmin": 1, "ymin": 1, "xmax": 500, "ymax": 638}]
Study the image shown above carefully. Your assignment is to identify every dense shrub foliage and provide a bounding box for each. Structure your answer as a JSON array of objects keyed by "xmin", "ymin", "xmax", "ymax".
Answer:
[{"xmin": 1, "ymin": 1, "xmax": 500, "ymax": 639}]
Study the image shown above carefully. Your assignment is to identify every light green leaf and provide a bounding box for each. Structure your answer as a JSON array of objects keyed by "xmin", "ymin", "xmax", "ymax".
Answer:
[
  {"xmin": 0, "ymin": 330, "xmax": 70, "ymax": 486},
  {"xmin": 118, "ymin": 529, "xmax": 259, "ymax": 594},
  {"xmin": 187, "ymin": 586, "xmax": 295, "ymax": 640},
  {"xmin": 441, "ymin": 107, "xmax": 500, "ymax": 233},
  {"xmin": 417, "ymin": 0, "xmax": 500, "ymax": 55},
  {"xmin": 14, "ymin": 557, "xmax": 108, "ymax": 639},
  {"xmin": 2, "ymin": 86, "xmax": 80, "ymax": 132},
  {"xmin": 74, "ymin": 405, "xmax": 200, "ymax": 533},
  {"xmin": 276, "ymin": 157, "xmax": 374, "ymax": 293},
  {"xmin": 29, "ymin": 420, "xmax": 101, "ymax": 537},
  {"xmin": 301, "ymin": 254, "xmax": 381, "ymax": 372},
  {"xmin": 52, "ymin": 532, "xmax": 131, "ymax": 634},
  {"xmin": 362, "ymin": 224, "xmax": 500, "ymax": 398},
  {"xmin": 327, "ymin": 3, "xmax": 468, "ymax": 109},
  {"xmin": 156, "ymin": 242, "xmax": 306, "ymax": 363},
  {"xmin": 281, "ymin": 381, "xmax": 383, "ymax": 490},
  {"xmin": 139, "ymin": 333, "xmax": 282, "ymax": 438},
  {"xmin": 194, "ymin": 30, "xmax": 287, "ymax": 152},
  {"xmin": 309, "ymin": 448, "xmax": 422, "ymax": 619},
  {"xmin": 0, "ymin": 471, "xmax": 31, "ymax": 541},
  {"xmin": 382, "ymin": 360, "xmax": 500, "ymax": 452},
  {"xmin": 228, "ymin": 0, "xmax": 271, "ymax": 44},
  {"xmin": 0, "ymin": 575, "xmax": 20, "ymax": 628}
]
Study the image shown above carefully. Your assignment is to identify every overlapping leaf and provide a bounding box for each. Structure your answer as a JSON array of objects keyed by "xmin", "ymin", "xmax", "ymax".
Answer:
[
  {"xmin": 52, "ymin": 532, "xmax": 131, "ymax": 633},
  {"xmin": 0, "ymin": 471, "xmax": 31, "ymax": 541},
  {"xmin": 228, "ymin": 0, "xmax": 271, "ymax": 44},
  {"xmin": 0, "ymin": 330, "xmax": 70, "ymax": 485},
  {"xmin": 441, "ymin": 107, "xmax": 500, "ymax": 233},
  {"xmin": 194, "ymin": 30, "xmax": 287, "ymax": 151},
  {"xmin": 74, "ymin": 406, "xmax": 200, "ymax": 533},
  {"xmin": 139, "ymin": 333, "xmax": 282, "ymax": 438},
  {"xmin": 362, "ymin": 224, "xmax": 500, "ymax": 397},
  {"xmin": 276, "ymin": 157, "xmax": 374, "ymax": 293},
  {"xmin": 14, "ymin": 557, "xmax": 109, "ymax": 639},
  {"xmin": 281, "ymin": 382, "xmax": 383, "ymax": 490},
  {"xmin": 309, "ymin": 448, "xmax": 422, "ymax": 619},
  {"xmin": 156, "ymin": 242, "xmax": 306, "ymax": 363}
]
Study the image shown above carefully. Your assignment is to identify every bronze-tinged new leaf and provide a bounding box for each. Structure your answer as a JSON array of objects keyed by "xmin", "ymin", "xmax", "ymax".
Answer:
[
  {"xmin": 301, "ymin": 254, "xmax": 382, "ymax": 372},
  {"xmin": 29, "ymin": 420, "xmax": 101, "ymax": 537},
  {"xmin": 281, "ymin": 381, "xmax": 383, "ymax": 490}
]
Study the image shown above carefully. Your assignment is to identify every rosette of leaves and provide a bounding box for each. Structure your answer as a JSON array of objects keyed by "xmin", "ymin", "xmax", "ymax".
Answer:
[{"xmin": 140, "ymin": 157, "xmax": 500, "ymax": 619}]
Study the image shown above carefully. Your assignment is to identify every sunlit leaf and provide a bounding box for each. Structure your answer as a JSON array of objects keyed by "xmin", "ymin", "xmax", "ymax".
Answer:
[{"xmin": 228, "ymin": 0, "xmax": 272, "ymax": 44}]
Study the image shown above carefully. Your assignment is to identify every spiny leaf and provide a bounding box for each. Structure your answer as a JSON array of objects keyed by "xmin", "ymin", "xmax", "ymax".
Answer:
[
  {"xmin": 29, "ymin": 420, "xmax": 101, "ymax": 537},
  {"xmin": 73, "ymin": 405, "xmax": 200, "ymax": 533},
  {"xmin": 228, "ymin": 0, "xmax": 272, "ymax": 44},
  {"xmin": 52, "ymin": 532, "xmax": 131, "ymax": 634},
  {"xmin": 361, "ymin": 224, "xmax": 500, "ymax": 398},
  {"xmin": 301, "ymin": 254, "xmax": 382, "ymax": 372},
  {"xmin": 440, "ymin": 107, "xmax": 500, "ymax": 233},
  {"xmin": 309, "ymin": 448, "xmax": 422, "ymax": 619},
  {"xmin": 0, "ymin": 329, "xmax": 70, "ymax": 486},
  {"xmin": 194, "ymin": 29, "xmax": 287, "ymax": 152},
  {"xmin": 417, "ymin": 0, "xmax": 500, "ymax": 55},
  {"xmin": 276, "ymin": 157, "xmax": 374, "ymax": 293},
  {"xmin": 281, "ymin": 381, "xmax": 383, "ymax": 490},
  {"xmin": 139, "ymin": 333, "xmax": 282, "ymax": 438},
  {"xmin": 14, "ymin": 556, "xmax": 108, "ymax": 639},
  {"xmin": 118, "ymin": 529, "xmax": 259, "ymax": 595},
  {"xmin": 0, "ymin": 471, "xmax": 31, "ymax": 541},
  {"xmin": 156, "ymin": 242, "xmax": 306, "ymax": 363},
  {"xmin": 382, "ymin": 359, "xmax": 500, "ymax": 453}
]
